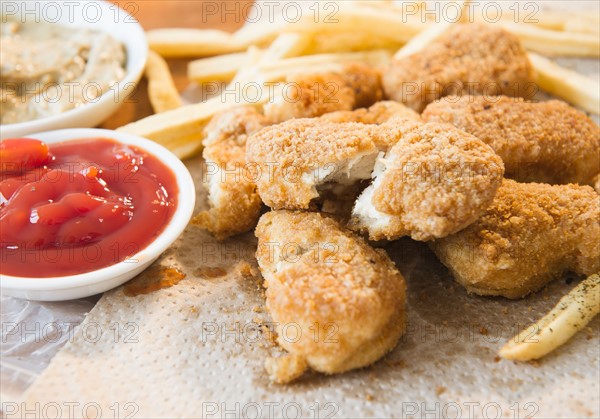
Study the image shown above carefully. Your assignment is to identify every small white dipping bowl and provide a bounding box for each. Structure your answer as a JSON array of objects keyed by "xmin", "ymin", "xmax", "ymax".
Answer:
[
  {"xmin": 0, "ymin": 0, "xmax": 148, "ymax": 139},
  {"xmin": 0, "ymin": 128, "xmax": 195, "ymax": 301}
]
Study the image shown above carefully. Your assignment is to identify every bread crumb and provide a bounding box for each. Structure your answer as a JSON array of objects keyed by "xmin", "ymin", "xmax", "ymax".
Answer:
[
  {"xmin": 265, "ymin": 354, "xmax": 308, "ymax": 384},
  {"xmin": 436, "ymin": 386, "xmax": 446, "ymax": 396},
  {"xmin": 235, "ymin": 261, "xmax": 259, "ymax": 280}
]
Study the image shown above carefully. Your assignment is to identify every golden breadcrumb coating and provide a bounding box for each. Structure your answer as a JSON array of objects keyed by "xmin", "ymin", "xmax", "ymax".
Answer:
[
  {"xmin": 383, "ymin": 24, "xmax": 534, "ymax": 112},
  {"xmin": 423, "ymin": 95, "xmax": 600, "ymax": 185},
  {"xmin": 352, "ymin": 119, "xmax": 505, "ymax": 241},
  {"xmin": 246, "ymin": 118, "xmax": 381, "ymax": 209},
  {"xmin": 192, "ymin": 107, "xmax": 266, "ymax": 240},
  {"xmin": 255, "ymin": 210, "xmax": 406, "ymax": 382},
  {"xmin": 430, "ymin": 179, "xmax": 600, "ymax": 299},
  {"xmin": 320, "ymin": 100, "xmax": 421, "ymax": 124},
  {"xmin": 593, "ymin": 174, "xmax": 600, "ymax": 194},
  {"xmin": 264, "ymin": 63, "xmax": 383, "ymax": 124}
]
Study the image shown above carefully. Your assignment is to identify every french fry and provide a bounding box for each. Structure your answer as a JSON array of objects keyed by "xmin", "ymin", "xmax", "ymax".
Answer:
[
  {"xmin": 147, "ymin": 28, "xmax": 246, "ymax": 57},
  {"xmin": 232, "ymin": 21, "xmax": 286, "ymax": 47},
  {"xmin": 307, "ymin": 31, "xmax": 403, "ymax": 54},
  {"xmin": 231, "ymin": 33, "xmax": 323, "ymax": 85},
  {"xmin": 145, "ymin": 50, "xmax": 182, "ymax": 113},
  {"xmin": 528, "ymin": 52, "xmax": 600, "ymax": 114},
  {"xmin": 117, "ymin": 93, "xmax": 268, "ymax": 159},
  {"xmin": 257, "ymin": 50, "xmax": 391, "ymax": 82},
  {"xmin": 393, "ymin": 21, "xmax": 454, "ymax": 59},
  {"xmin": 528, "ymin": 12, "xmax": 600, "ymax": 36},
  {"xmin": 232, "ymin": 5, "xmax": 424, "ymax": 47},
  {"xmin": 501, "ymin": 22, "xmax": 600, "ymax": 57},
  {"xmin": 188, "ymin": 52, "xmax": 249, "ymax": 84},
  {"xmin": 229, "ymin": 45, "xmax": 265, "ymax": 85},
  {"xmin": 499, "ymin": 274, "xmax": 600, "ymax": 361},
  {"xmin": 285, "ymin": 5, "xmax": 424, "ymax": 43},
  {"xmin": 259, "ymin": 32, "xmax": 313, "ymax": 63}
]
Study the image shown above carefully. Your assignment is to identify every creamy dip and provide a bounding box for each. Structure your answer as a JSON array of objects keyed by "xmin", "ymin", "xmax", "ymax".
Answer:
[{"xmin": 0, "ymin": 19, "xmax": 126, "ymax": 124}]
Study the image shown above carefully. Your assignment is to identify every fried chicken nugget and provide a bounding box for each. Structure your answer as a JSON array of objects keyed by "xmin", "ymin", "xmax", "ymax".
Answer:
[
  {"xmin": 350, "ymin": 118, "xmax": 505, "ymax": 241},
  {"xmin": 255, "ymin": 210, "xmax": 406, "ymax": 382},
  {"xmin": 192, "ymin": 107, "xmax": 266, "ymax": 240},
  {"xmin": 383, "ymin": 24, "xmax": 534, "ymax": 112},
  {"xmin": 246, "ymin": 118, "xmax": 382, "ymax": 210},
  {"xmin": 264, "ymin": 63, "xmax": 383, "ymax": 124},
  {"xmin": 423, "ymin": 96, "xmax": 600, "ymax": 185},
  {"xmin": 320, "ymin": 100, "xmax": 421, "ymax": 124},
  {"xmin": 430, "ymin": 179, "xmax": 600, "ymax": 299}
]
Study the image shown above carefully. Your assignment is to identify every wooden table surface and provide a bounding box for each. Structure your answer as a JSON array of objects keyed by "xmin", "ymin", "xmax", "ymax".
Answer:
[{"xmin": 102, "ymin": 1, "xmax": 252, "ymax": 129}]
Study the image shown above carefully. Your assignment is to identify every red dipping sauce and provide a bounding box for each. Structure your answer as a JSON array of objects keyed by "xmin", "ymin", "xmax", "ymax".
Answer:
[{"xmin": 0, "ymin": 138, "xmax": 178, "ymax": 277}]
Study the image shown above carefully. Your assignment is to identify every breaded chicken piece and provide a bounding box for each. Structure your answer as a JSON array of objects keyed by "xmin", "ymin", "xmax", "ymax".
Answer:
[
  {"xmin": 423, "ymin": 96, "xmax": 600, "ymax": 185},
  {"xmin": 255, "ymin": 210, "xmax": 406, "ymax": 382},
  {"xmin": 350, "ymin": 118, "xmax": 505, "ymax": 241},
  {"xmin": 192, "ymin": 107, "xmax": 266, "ymax": 240},
  {"xmin": 320, "ymin": 100, "xmax": 421, "ymax": 124},
  {"xmin": 430, "ymin": 180, "xmax": 600, "ymax": 299},
  {"xmin": 246, "ymin": 118, "xmax": 382, "ymax": 209},
  {"xmin": 264, "ymin": 63, "xmax": 383, "ymax": 124},
  {"xmin": 383, "ymin": 24, "xmax": 534, "ymax": 112}
]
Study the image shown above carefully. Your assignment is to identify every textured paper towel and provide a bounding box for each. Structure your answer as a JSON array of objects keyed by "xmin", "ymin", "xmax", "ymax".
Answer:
[{"xmin": 19, "ymin": 157, "xmax": 600, "ymax": 418}]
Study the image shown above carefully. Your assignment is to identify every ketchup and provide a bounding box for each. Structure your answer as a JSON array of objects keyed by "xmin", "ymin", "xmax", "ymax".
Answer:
[{"xmin": 0, "ymin": 138, "xmax": 178, "ymax": 277}]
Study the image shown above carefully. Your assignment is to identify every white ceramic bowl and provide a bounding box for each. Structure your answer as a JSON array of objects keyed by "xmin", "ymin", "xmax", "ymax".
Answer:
[
  {"xmin": 0, "ymin": 128, "xmax": 195, "ymax": 301},
  {"xmin": 0, "ymin": 1, "xmax": 148, "ymax": 139}
]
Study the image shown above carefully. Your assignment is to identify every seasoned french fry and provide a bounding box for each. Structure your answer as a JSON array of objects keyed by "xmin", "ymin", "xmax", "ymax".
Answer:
[
  {"xmin": 188, "ymin": 52, "xmax": 249, "ymax": 83},
  {"xmin": 147, "ymin": 28, "xmax": 246, "ymax": 57},
  {"xmin": 499, "ymin": 274, "xmax": 600, "ymax": 361},
  {"xmin": 145, "ymin": 50, "xmax": 182, "ymax": 113},
  {"xmin": 501, "ymin": 22, "xmax": 600, "ymax": 57},
  {"xmin": 528, "ymin": 52, "xmax": 600, "ymax": 114}
]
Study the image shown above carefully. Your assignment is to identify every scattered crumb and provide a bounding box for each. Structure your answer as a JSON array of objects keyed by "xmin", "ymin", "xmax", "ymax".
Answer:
[
  {"xmin": 479, "ymin": 326, "xmax": 489, "ymax": 336},
  {"xmin": 265, "ymin": 354, "xmax": 308, "ymax": 384},
  {"xmin": 365, "ymin": 394, "xmax": 374, "ymax": 401},
  {"xmin": 527, "ymin": 359, "xmax": 541, "ymax": 367},
  {"xmin": 494, "ymin": 356, "xmax": 501, "ymax": 363},
  {"xmin": 436, "ymin": 386, "xmax": 446, "ymax": 396},
  {"xmin": 235, "ymin": 260, "xmax": 259, "ymax": 280},
  {"xmin": 252, "ymin": 305, "xmax": 263, "ymax": 313}
]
